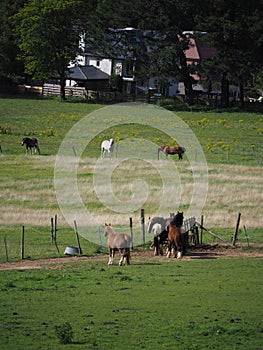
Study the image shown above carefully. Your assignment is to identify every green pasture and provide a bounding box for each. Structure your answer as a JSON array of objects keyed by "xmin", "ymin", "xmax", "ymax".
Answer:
[
  {"xmin": 0, "ymin": 258, "xmax": 262, "ymax": 349},
  {"xmin": 0, "ymin": 96, "xmax": 263, "ymax": 350},
  {"xmin": 0, "ymin": 95, "xmax": 263, "ymax": 238},
  {"xmin": 0, "ymin": 96, "xmax": 263, "ymax": 165}
]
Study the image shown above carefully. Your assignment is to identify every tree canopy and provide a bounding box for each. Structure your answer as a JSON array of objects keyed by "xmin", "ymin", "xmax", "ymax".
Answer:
[
  {"xmin": 14, "ymin": 0, "xmax": 92, "ymax": 99},
  {"xmin": 2, "ymin": 0, "xmax": 262, "ymax": 104}
]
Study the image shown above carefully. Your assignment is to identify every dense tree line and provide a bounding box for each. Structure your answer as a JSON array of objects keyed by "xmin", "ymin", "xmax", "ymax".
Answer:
[{"xmin": 1, "ymin": 0, "xmax": 262, "ymax": 104}]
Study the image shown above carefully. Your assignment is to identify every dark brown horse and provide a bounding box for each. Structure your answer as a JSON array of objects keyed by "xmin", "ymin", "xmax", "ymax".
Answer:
[
  {"xmin": 104, "ymin": 223, "xmax": 132, "ymax": 265},
  {"xmin": 21, "ymin": 137, "xmax": 41, "ymax": 155},
  {"xmin": 157, "ymin": 145, "xmax": 185, "ymax": 160},
  {"xmin": 167, "ymin": 212, "xmax": 184, "ymax": 259}
]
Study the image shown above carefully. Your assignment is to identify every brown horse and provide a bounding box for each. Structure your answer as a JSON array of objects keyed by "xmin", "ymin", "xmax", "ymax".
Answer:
[
  {"xmin": 21, "ymin": 137, "xmax": 41, "ymax": 155},
  {"xmin": 167, "ymin": 212, "xmax": 184, "ymax": 259},
  {"xmin": 157, "ymin": 145, "xmax": 185, "ymax": 160},
  {"xmin": 104, "ymin": 223, "xmax": 132, "ymax": 265}
]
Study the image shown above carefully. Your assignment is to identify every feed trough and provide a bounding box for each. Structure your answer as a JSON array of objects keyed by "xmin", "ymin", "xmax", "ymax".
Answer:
[{"xmin": 64, "ymin": 246, "xmax": 81, "ymax": 255}]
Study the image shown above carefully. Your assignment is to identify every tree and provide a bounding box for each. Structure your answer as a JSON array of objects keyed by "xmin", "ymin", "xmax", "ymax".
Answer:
[
  {"xmin": 199, "ymin": 0, "xmax": 263, "ymax": 106},
  {"xmin": 93, "ymin": 0, "xmax": 206, "ymax": 105},
  {"xmin": 14, "ymin": 0, "xmax": 89, "ymax": 100},
  {"xmin": 0, "ymin": 0, "xmax": 26, "ymax": 80}
]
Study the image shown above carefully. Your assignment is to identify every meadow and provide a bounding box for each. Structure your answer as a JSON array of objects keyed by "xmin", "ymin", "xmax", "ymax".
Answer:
[
  {"xmin": 0, "ymin": 95, "xmax": 262, "ymax": 236},
  {"xmin": 0, "ymin": 95, "xmax": 262, "ymax": 349},
  {"xmin": 0, "ymin": 258, "xmax": 262, "ymax": 349}
]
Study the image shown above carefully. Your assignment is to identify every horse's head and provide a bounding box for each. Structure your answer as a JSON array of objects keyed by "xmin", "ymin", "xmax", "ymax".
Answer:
[
  {"xmin": 21, "ymin": 138, "xmax": 26, "ymax": 146},
  {"xmin": 171, "ymin": 212, "xmax": 184, "ymax": 227},
  {"xmin": 147, "ymin": 217, "xmax": 152, "ymax": 232},
  {"xmin": 104, "ymin": 223, "xmax": 113, "ymax": 237}
]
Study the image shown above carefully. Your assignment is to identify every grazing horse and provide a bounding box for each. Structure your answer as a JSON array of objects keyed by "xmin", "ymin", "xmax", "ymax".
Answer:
[
  {"xmin": 104, "ymin": 223, "xmax": 132, "ymax": 266},
  {"xmin": 157, "ymin": 145, "xmax": 185, "ymax": 160},
  {"xmin": 167, "ymin": 212, "xmax": 184, "ymax": 259},
  {"xmin": 101, "ymin": 138, "xmax": 114, "ymax": 158},
  {"xmin": 21, "ymin": 137, "xmax": 41, "ymax": 155}
]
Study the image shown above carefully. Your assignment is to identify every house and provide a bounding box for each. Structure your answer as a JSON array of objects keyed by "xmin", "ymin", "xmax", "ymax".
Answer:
[
  {"xmin": 66, "ymin": 29, "xmax": 216, "ymax": 98},
  {"xmin": 66, "ymin": 65, "xmax": 111, "ymax": 91},
  {"xmin": 72, "ymin": 27, "xmax": 144, "ymax": 94}
]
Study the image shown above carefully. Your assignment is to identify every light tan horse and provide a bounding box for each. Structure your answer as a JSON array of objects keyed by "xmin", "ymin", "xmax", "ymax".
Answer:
[
  {"xmin": 157, "ymin": 145, "xmax": 185, "ymax": 160},
  {"xmin": 104, "ymin": 224, "xmax": 132, "ymax": 265}
]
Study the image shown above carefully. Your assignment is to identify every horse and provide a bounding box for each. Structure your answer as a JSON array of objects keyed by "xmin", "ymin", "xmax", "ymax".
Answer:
[
  {"xmin": 148, "ymin": 216, "xmax": 171, "ymax": 255},
  {"xmin": 147, "ymin": 216, "xmax": 171, "ymax": 233},
  {"xmin": 21, "ymin": 137, "xmax": 41, "ymax": 155},
  {"xmin": 101, "ymin": 138, "xmax": 114, "ymax": 158},
  {"xmin": 104, "ymin": 223, "xmax": 132, "ymax": 266},
  {"xmin": 153, "ymin": 228, "xmax": 169, "ymax": 256},
  {"xmin": 167, "ymin": 211, "xmax": 184, "ymax": 259},
  {"xmin": 157, "ymin": 145, "xmax": 185, "ymax": 160}
]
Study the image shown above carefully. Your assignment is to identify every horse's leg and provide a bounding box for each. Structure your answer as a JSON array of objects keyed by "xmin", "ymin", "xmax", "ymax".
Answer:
[
  {"xmin": 153, "ymin": 236, "xmax": 159, "ymax": 256},
  {"xmin": 108, "ymin": 248, "xmax": 114, "ymax": 265},
  {"xmin": 119, "ymin": 248, "xmax": 124, "ymax": 266},
  {"xmin": 176, "ymin": 236, "xmax": 182, "ymax": 259},
  {"xmin": 159, "ymin": 243, "xmax": 164, "ymax": 255},
  {"xmin": 167, "ymin": 240, "xmax": 171, "ymax": 258},
  {"xmin": 126, "ymin": 249, "xmax": 131, "ymax": 265}
]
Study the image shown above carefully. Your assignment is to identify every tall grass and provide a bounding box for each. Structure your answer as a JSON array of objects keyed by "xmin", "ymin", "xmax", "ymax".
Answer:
[{"xmin": 0, "ymin": 97, "xmax": 262, "ymax": 241}]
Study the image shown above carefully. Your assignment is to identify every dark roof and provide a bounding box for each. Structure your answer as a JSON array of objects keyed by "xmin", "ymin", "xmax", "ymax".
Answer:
[
  {"xmin": 67, "ymin": 65, "xmax": 110, "ymax": 81},
  {"xmin": 196, "ymin": 40, "xmax": 216, "ymax": 60}
]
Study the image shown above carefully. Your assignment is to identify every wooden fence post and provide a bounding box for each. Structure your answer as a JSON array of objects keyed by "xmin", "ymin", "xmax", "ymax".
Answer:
[
  {"xmin": 4, "ymin": 236, "xmax": 8, "ymax": 262},
  {"xmin": 21, "ymin": 226, "xmax": 25, "ymax": 260},
  {"xmin": 54, "ymin": 214, "xmax": 57, "ymax": 242},
  {"xmin": 129, "ymin": 217, "xmax": 133, "ymax": 249},
  {"xmin": 200, "ymin": 215, "xmax": 204, "ymax": 245},
  {"xmin": 50, "ymin": 217, "xmax": 54, "ymax": 243},
  {"xmin": 74, "ymin": 220, "xmax": 82, "ymax": 254},
  {"xmin": 141, "ymin": 209, "xmax": 145, "ymax": 244},
  {"xmin": 232, "ymin": 212, "xmax": 241, "ymax": 246}
]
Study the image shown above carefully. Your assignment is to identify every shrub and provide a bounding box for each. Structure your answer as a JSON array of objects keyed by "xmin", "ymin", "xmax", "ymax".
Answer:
[{"xmin": 54, "ymin": 322, "xmax": 73, "ymax": 344}]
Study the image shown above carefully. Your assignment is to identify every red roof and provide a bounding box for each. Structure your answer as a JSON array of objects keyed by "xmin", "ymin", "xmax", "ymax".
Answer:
[{"xmin": 185, "ymin": 37, "xmax": 216, "ymax": 61}]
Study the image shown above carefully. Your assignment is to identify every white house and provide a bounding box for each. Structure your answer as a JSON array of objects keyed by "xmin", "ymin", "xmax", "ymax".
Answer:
[{"xmin": 67, "ymin": 28, "xmax": 216, "ymax": 97}]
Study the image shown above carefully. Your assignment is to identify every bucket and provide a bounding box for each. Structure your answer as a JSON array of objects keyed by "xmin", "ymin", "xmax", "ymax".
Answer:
[{"xmin": 64, "ymin": 246, "xmax": 81, "ymax": 255}]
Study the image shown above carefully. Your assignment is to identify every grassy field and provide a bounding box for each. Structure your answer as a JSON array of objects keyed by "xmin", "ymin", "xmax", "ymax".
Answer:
[
  {"xmin": 0, "ymin": 95, "xmax": 262, "ymax": 350},
  {"xmin": 0, "ymin": 96, "xmax": 262, "ymax": 232},
  {"xmin": 0, "ymin": 258, "xmax": 262, "ymax": 349}
]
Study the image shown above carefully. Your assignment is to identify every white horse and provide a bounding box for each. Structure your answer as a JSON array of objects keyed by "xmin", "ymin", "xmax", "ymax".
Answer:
[
  {"xmin": 152, "ymin": 223, "xmax": 162, "ymax": 237},
  {"xmin": 101, "ymin": 138, "xmax": 114, "ymax": 158},
  {"xmin": 147, "ymin": 216, "xmax": 171, "ymax": 233}
]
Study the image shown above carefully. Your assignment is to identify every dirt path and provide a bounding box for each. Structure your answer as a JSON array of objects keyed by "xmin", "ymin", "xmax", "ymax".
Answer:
[{"xmin": 0, "ymin": 244, "xmax": 262, "ymax": 271}]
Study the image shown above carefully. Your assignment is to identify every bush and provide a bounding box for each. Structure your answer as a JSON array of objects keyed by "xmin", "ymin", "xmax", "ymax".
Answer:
[{"xmin": 54, "ymin": 322, "xmax": 73, "ymax": 344}]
